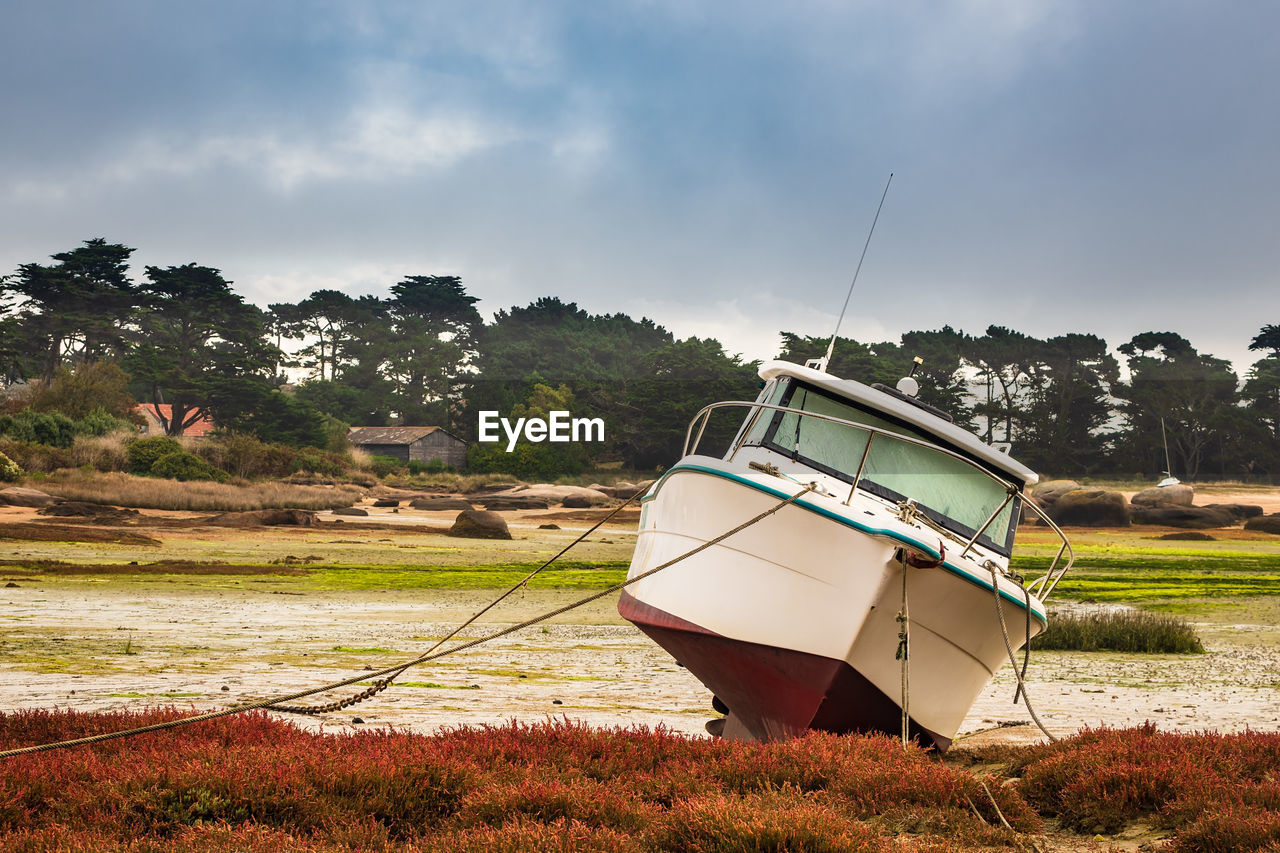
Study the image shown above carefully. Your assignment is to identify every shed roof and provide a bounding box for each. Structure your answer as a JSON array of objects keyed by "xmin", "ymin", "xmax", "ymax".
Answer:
[{"xmin": 348, "ymin": 426, "xmax": 458, "ymax": 445}]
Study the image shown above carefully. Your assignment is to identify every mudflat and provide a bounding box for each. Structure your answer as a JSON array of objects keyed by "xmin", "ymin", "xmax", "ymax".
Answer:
[{"xmin": 2, "ymin": 499, "xmax": 1279, "ymax": 747}]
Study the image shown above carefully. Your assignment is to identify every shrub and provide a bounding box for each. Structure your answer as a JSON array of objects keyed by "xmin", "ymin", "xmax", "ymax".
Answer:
[
  {"xmin": 0, "ymin": 451, "xmax": 21, "ymax": 482},
  {"xmin": 1032, "ymin": 609, "xmax": 1205, "ymax": 654},
  {"xmin": 0, "ymin": 409, "xmax": 77, "ymax": 448},
  {"xmin": 292, "ymin": 451, "xmax": 347, "ymax": 478},
  {"xmin": 149, "ymin": 451, "xmax": 228, "ymax": 482},
  {"xmin": 0, "ymin": 439, "xmax": 73, "ymax": 474},
  {"xmin": 194, "ymin": 432, "xmax": 298, "ymax": 479},
  {"xmin": 126, "ymin": 436, "xmax": 183, "ymax": 475},
  {"xmin": 68, "ymin": 432, "xmax": 131, "ymax": 473},
  {"xmin": 368, "ymin": 455, "xmax": 405, "ymax": 478}
]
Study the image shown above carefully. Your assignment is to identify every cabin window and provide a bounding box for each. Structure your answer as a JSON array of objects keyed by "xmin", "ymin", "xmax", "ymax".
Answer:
[{"xmin": 753, "ymin": 379, "xmax": 1018, "ymax": 554}]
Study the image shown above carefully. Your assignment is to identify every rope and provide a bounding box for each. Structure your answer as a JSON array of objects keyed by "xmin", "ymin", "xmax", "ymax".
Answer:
[
  {"xmin": 268, "ymin": 492, "xmax": 644, "ymax": 715},
  {"xmin": 986, "ymin": 562, "xmax": 1057, "ymax": 743},
  {"xmin": 895, "ymin": 551, "xmax": 910, "ymax": 747},
  {"xmin": 1, "ymin": 485, "xmax": 812, "ymax": 759}
]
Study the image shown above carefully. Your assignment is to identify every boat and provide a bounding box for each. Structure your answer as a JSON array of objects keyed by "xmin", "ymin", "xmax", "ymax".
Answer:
[{"xmin": 617, "ymin": 357, "xmax": 1073, "ymax": 751}]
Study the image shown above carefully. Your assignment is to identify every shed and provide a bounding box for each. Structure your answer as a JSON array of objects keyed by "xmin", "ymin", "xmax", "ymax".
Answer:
[{"xmin": 348, "ymin": 426, "xmax": 467, "ymax": 469}]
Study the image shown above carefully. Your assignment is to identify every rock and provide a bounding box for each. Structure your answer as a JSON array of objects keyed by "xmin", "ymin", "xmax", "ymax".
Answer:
[
  {"xmin": 1244, "ymin": 514, "xmax": 1280, "ymax": 535},
  {"xmin": 0, "ymin": 487, "xmax": 57, "ymax": 507},
  {"xmin": 477, "ymin": 495, "xmax": 551, "ymax": 511},
  {"xmin": 1202, "ymin": 503, "xmax": 1264, "ymax": 521},
  {"xmin": 560, "ymin": 495, "xmax": 597, "ymax": 509},
  {"xmin": 491, "ymin": 484, "xmax": 611, "ymax": 504},
  {"xmin": 38, "ymin": 502, "xmax": 140, "ymax": 522},
  {"xmin": 332, "ymin": 507, "xmax": 369, "ymax": 517},
  {"xmin": 1131, "ymin": 484, "xmax": 1195, "ymax": 507},
  {"xmin": 372, "ymin": 499, "xmax": 400, "ymax": 508},
  {"xmin": 409, "ymin": 497, "xmax": 474, "ymax": 511},
  {"xmin": 1032, "ymin": 480, "xmax": 1081, "ymax": 501},
  {"xmin": 1045, "ymin": 490, "xmax": 1130, "ymax": 527},
  {"xmin": 1158, "ymin": 531, "xmax": 1216, "ymax": 541},
  {"xmin": 1130, "ymin": 505, "xmax": 1236, "ymax": 529},
  {"xmin": 203, "ymin": 509, "xmax": 318, "ymax": 527},
  {"xmin": 602, "ymin": 482, "xmax": 653, "ymax": 500},
  {"xmin": 447, "ymin": 509, "xmax": 512, "ymax": 540},
  {"xmin": 538, "ymin": 523, "xmax": 561, "ymax": 530}
]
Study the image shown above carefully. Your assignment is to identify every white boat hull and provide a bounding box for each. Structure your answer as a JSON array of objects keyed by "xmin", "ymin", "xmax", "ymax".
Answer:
[{"xmin": 618, "ymin": 458, "xmax": 1046, "ymax": 750}]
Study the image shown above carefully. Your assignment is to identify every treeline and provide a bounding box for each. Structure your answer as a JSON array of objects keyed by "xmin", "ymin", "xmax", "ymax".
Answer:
[{"xmin": 1, "ymin": 238, "xmax": 1278, "ymax": 480}]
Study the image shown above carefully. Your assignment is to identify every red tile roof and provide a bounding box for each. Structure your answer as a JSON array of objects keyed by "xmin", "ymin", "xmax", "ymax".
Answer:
[{"xmin": 135, "ymin": 404, "xmax": 216, "ymax": 437}]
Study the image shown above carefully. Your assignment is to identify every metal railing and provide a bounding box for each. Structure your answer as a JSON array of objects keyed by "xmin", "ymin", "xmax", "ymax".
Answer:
[{"xmin": 681, "ymin": 400, "xmax": 1074, "ymax": 600}]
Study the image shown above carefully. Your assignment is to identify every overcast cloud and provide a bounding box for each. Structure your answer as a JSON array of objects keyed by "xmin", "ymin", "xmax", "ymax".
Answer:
[{"xmin": 2, "ymin": 1, "xmax": 1277, "ymax": 373}]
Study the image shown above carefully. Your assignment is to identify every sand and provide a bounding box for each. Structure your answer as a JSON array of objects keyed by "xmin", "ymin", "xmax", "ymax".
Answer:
[{"xmin": 4, "ymin": 577, "xmax": 1279, "ymax": 748}]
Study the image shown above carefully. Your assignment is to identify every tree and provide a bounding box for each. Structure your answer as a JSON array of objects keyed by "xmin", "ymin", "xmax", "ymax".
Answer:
[
  {"xmin": 466, "ymin": 298, "xmax": 674, "ymax": 448},
  {"xmin": 1014, "ymin": 334, "xmax": 1118, "ymax": 474},
  {"xmin": 963, "ymin": 326, "xmax": 1039, "ymax": 445},
  {"xmin": 270, "ymin": 290, "xmax": 387, "ymax": 383},
  {"xmin": 1113, "ymin": 332, "xmax": 1239, "ymax": 480},
  {"xmin": 620, "ymin": 337, "xmax": 760, "ymax": 468},
  {"xmin": 26, "ymin": 361, "xmax": 141, "ymax": 422},
  {"xmin": 127, "ymin": 264, "xmax": 278, "ymax": 436},
  {"xmin": 777, "ymin": 328, "xmax": 972, "ymax": 425},
  {"xmin": 385, "ymin": 276, "xmax": 482, "ymax": 427},
  {"xmin": 1, "ymin": 239, "xmax": 138, "ymax": 380},
  {"xmin": 1240, "ymin": 323, "xmax": 1280, "ymax": 475}
]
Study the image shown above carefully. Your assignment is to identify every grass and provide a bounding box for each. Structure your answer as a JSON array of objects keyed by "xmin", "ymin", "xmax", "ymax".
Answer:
[
  {"xmin": 1032, "ymin": 610, "xmax": 1205, "ymax": 653},
  {"xmin": 3, "ymin": 711, "xmax": 1279, "ymax": 852},
  {"xmin": 35, "ymin": 470, "xmax": 365, "ymax": 511}
]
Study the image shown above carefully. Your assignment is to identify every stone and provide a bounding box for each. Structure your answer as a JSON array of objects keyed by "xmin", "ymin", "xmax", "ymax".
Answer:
[
  {"xmin": 1045, "ymin": 490, "xmax": 1130, "ymax": 527},
  {"xmin": 1158, "ymin": 531, "xmax": 1216, "ymax": 541},
  {"xmin": 332, "ymin": 507, "xmax": 369, "ymax": 517},
  {"xmin": 203, "ymin": 509, "xmax": 318, "ymax": 527},
  {"xmin": 1244, "ymin": 514, "xmax": 1280, "ymax": 535},
  {"xmin": 409, "ymin": 497, "xmax": 475, "ymax": 511},
  {"xmin": 372, "ymin": 499, "xmax": 400, "ymax": 508},
  {"xmin": 538, "ymin": 523, "xmax": 561, "ymax": 530},
  {"xmin": 561, "ymin": 495, "xmax": 597, "ymax": 509},
  {"xmin": 1202, "ymin": 503, "xmax": 1264, "ymax": 521},
  {"xmin": 1130, "ymin": 504, "xmax": 1236, "ymax": 529},
  {"xmin": 0, "ymin": 487, "xmax": 57, "ymax": 507},
  {"xmin": 448, "ymin": 509, "xmax": 512, "ymax": 540},
  {"xmin": 477, "ymin": 495, "xmax": 551, "ymax": 511},
  {"xmin": 1131, "ymin": 484, "xmax": 1195, "ymax": 507}
]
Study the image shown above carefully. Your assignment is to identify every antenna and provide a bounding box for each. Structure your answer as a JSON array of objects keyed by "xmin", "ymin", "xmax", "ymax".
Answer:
[
  {"xmin": 815, "ymin": 172, "xmax": 894, "ymax": 373},
  {"xmin": 1160, "ymin": 416, "xmax": 1174, "ymax": 479}
]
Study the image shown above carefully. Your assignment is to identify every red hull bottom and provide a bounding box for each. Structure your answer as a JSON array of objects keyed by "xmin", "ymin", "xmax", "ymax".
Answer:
[{"xmin": 619, "ymin": 591, "xmax": 950, "ymax": 751}]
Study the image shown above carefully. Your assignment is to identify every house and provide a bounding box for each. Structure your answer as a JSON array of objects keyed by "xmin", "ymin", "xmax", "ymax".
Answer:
[
  {"xmin": 135, "ymin": 404, "xmax": 216, "ymax": 438},
  {"xmin": 348, "ymin": 426, "xmax": 467, "ymax": 469}
]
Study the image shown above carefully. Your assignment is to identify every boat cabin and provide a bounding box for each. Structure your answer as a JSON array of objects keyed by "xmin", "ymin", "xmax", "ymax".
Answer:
[{"xmin": 717, "ymin": 362, "xmax": 1038, "ymax": 557}]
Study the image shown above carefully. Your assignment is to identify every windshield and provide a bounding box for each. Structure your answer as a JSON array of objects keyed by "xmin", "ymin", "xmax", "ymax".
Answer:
[{"xmin": 747, "ymin": 379, "xmax": 1019, "ymax": 553}]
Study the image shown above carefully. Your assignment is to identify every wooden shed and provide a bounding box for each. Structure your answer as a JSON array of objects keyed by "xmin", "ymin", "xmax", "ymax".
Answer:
[{"xmin": 348, "ymin": 426, "xmax": 467, "ymax": 469}]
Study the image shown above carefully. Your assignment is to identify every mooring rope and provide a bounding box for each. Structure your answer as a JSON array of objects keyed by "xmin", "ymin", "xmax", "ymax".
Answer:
[
  {"xmin": 268, "ymin": 492, "xmax": 645, "ymax": 715},
  {"xmin": 1, "ymin": 486, "xmax": 813, "ymax": 759},
  {"xmin": 986, "ymin": 562, "xmax": 1058, "ymax": 743}
]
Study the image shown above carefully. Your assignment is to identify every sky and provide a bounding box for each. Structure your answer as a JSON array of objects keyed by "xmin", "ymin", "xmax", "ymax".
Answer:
[{"xmin": 2, "ymin": 1, "xmax": 1277, "ymax": 375}]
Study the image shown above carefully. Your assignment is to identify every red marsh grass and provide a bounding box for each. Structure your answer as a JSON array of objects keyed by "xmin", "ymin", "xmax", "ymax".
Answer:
[
  {"xmin": 6, "ymin": 710, "xmax": 1279, "ymax": 851},
  {"xmin": 34, "ymin": 471, "xmax": 364, "ymax": 512}
]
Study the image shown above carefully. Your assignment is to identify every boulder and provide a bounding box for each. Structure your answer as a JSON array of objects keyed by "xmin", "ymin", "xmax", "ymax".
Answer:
[
  {"xmin": 409, "ymin": 496, "xmax": 475, "ymax": 511},
  {"xmin": 477, "ymin": 495, "xmax": 551, "ymax": 511},
  {"xmin": 1045, "ymin": 490, "xmax": 1130, "ymax": 527},
  {"xmin": 204, "ymin": 509, "xmax": 318, "ymax": 527},
  {"xmin": 332, "ymin": 507, "xmax": 369, "ymax": 517},
  {"xmin": 1131, "ymin": 484, "xmax": 1195, "ymax": 507},
  {"xmin": 0, "ymin": 487, "xmax": 58, "ymax": 507},
  {"xmin": 1031, "ymin": 480, "xmax": 1081, "ymax": 503},
  {"xmin": 372, "ymin": 498, "xmax": 400, "ymax": 508},
  {"xmin": 562, "ymin": 494, "xmax": 609, "ymax": 509},
  {"xmin": 1130, "ymin": 504, "xmax": 1235, "ymax": 529},
  {"xmin": 1244, "ymin": 514, "xmax": 1280, "ymax": 535},
  {"xmin": 491, "ymin": 484, "xmax": 612, "ymax": 504},
  {"xmin": 1158, "ymin": 531, "xmax": 1216, "ymax": 541},
  {"xmin": 1202, "ymin": 503, "xmax": 1264, "ymax": 521},
  {"xmin": 38, "ymin": 502, "xmax": 140, "ymax": 523},
  {"xmin": 448, "ymin": 509, "xmax": 512, "ymax": 540}
]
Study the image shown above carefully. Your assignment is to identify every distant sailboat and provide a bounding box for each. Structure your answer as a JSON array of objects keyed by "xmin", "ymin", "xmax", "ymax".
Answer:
[{"xmin": 1157, "ymin": 417, "xmax": 1180, "ymax": 487}]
